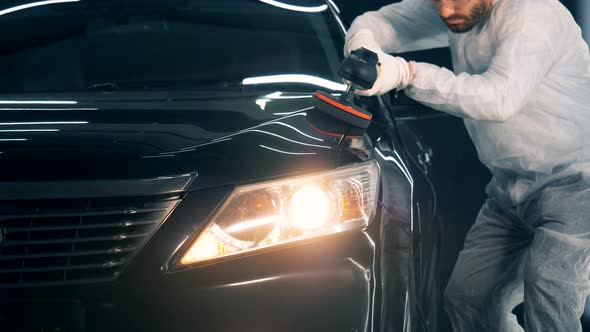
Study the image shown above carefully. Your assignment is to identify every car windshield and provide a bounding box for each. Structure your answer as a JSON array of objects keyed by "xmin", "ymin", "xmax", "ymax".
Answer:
[{"xmin": 0, "ymin": 0, "xmax": 344, "ymax": 93}]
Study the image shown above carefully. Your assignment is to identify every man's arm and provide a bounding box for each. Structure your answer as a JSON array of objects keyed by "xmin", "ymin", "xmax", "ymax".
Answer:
[
  {"xmin": 346, "ymin": 0, "xmax": 449, "ymax": 54},
  {"xmin": 405, "ymin": 5, "xmax": 558, "ymax": 122}
]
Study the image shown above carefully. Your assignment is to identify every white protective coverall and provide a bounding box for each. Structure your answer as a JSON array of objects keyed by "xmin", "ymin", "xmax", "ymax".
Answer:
[{"xmin": 347, "ymin": 0, "xmax": 590, "ymax": 331}]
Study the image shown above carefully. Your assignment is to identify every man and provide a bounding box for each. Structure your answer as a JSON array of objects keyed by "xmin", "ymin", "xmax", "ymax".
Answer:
[{"xmin": 345, "ymin": 0, "xmax": 590, "ymax": 331}]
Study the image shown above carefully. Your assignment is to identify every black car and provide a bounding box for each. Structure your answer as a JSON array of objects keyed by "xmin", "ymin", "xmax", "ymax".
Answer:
[{"xmin": 0, "ymin": 0, "xmax": 440, "ymax": 331}]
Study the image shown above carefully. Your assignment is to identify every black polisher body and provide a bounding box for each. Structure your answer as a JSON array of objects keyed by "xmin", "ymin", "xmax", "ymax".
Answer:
[{"xmin": 311, "ymin": 47, "xmax": 378, "ymax": 130}]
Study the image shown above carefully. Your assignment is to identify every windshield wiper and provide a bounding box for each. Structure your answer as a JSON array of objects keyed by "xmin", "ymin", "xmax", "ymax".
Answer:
[{"xmin": 87, "ymin": 82, "xmax": 121, "ymax": 91}]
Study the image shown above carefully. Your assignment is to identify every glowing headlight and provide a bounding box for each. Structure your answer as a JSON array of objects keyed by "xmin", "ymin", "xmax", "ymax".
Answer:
[
  {"xmin": 288, "ymin": 185, "xmax": 333, "ymax": 231},
  {"xmin": 175, "ymin": 160, "xmax": 380, "ymax": 267}
]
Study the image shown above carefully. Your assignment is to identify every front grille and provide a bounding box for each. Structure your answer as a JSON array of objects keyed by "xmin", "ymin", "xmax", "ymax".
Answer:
[{"xmin": 0, "ymin": 193, "xmax": 182, "ymax": 287}]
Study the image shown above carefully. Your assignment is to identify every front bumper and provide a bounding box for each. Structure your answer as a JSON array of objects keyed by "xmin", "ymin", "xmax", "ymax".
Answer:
[{"xmin": 0, "ymin": 186, "xmax": 380, "ymax": 332}]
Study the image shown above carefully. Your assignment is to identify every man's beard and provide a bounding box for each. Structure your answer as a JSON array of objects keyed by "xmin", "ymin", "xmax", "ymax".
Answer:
[{"xmin": 443, "ymin": 1, "xmax": 488, "ymax": 33}]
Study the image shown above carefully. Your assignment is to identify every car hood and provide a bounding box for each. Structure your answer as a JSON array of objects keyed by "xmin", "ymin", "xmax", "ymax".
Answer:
[{"xmin": 0, "ymin": 90, "xmax": 346, "ymax": 190}]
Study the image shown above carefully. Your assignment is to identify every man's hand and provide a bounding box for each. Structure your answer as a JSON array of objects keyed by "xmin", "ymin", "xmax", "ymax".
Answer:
[
  {"xmin": 357, "ymin": 52, "xmax": 413, "ymax": 96},
  {"xmin": 344, "ymin": 29, "xmax": 414, "ymax": 96}
]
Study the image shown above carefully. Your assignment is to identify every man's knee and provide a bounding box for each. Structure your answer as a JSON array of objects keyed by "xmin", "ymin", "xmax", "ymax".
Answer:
[
  {"xmin": 444, "ymin": 274, "xmax": 485, "ymax": 311},
  {"xmin": 523, "ymin": 256, "xmax": 545, "ymax": 289},
  {"xmin": 443, "ymin": 279, "xmax": 461, "ymax": 309},
  {"xmin": 444, "ymin": 269, "xmax": 514, "ymax": 315}
]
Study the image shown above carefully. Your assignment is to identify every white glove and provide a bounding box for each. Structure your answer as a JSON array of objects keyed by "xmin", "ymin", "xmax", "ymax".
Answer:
[
  {"xmin": 344, "ymin": 29, "xmax": 414, "ymax": 96},
  {"xmin": 356, "ymin": 52, "xmax": 413, "ymax": 96}
]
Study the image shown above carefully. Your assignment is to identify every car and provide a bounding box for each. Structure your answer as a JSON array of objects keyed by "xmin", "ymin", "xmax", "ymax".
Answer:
[{"xmin": 0, "ymin": 0, "xmax": 441, "ymax": 331}]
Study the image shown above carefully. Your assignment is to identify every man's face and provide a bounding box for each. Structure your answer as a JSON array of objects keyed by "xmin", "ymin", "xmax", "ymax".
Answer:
[{"xmin": 431, "ymin": 0, "xmax": 491, "ymax": 33}]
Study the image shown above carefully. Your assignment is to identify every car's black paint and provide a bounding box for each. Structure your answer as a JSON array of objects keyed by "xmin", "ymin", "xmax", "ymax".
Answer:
[{"xmin": 0, "ymin": 1, "xmax": 437, "ymax": 331}]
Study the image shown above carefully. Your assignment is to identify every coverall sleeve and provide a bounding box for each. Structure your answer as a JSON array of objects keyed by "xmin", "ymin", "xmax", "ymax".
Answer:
[
  {"xmin": 347, "ymin": 0, "xmax": 449, "ymax": 54},
  {"xmin": 405, "ymin": 7, "xmax": 558, "ymax": 122}
]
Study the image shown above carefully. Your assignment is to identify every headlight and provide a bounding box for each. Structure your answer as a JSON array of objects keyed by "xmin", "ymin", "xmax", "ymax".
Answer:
[{"xmin": 174, "ymin": 160, "xmax": 380, "ymax": 267}]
